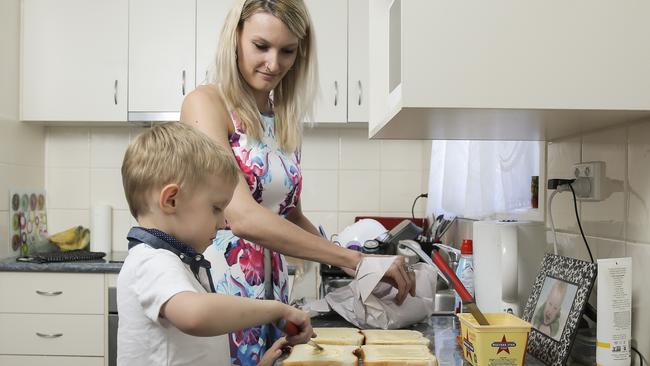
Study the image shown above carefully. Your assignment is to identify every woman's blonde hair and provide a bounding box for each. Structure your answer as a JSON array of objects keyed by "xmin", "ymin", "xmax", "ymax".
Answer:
[
  {"xmin": 213, "ymin": 0, "xmax": 317, "ymax": 152},
  {"xmin": 122, "ymin": 123, "xmax": 240, "ymax": 218}
]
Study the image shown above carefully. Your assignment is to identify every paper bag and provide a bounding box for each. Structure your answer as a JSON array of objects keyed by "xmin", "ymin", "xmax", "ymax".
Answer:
[{"xmin": 324, "ymin": 256, "xmax": 437, "ymax": 329}]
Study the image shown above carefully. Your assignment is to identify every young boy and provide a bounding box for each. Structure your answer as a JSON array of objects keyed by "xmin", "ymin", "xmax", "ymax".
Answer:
[{"xmin": 118, "ymin": 122, "xmax": 312, "ymax": 366}]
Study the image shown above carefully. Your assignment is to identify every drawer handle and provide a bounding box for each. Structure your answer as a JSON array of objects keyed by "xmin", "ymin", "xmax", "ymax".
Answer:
[
  {"xmin": 36, "ymin": 290, "xmax": 63, "ymax": 296},
  {"xmin": 36, "ymin": 332, "xmax": 63, "ymax": 339}
]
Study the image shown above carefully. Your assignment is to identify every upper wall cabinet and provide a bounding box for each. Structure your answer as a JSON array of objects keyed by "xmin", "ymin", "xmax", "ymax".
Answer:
[
  {"xmin": 196, "ymin": 0, "xmax": 233, "ymax": 86},
  {"xmin": 305, "ymin": 0, "xmax": 348, "ymax": 123},
  {"xmin": 347, "ymin": 0, "xmax": 369, "ymax": 123},
  {"xmin": 369, "ymin": 0, "xmax": 650, "ymax": 140},
  {"xmin": 128, "ymin": 0, "xmax": 196, "ymax": 121},
  {"xmin": 21, "ymin": 0, "xmax": 128, "ymax": 122}
]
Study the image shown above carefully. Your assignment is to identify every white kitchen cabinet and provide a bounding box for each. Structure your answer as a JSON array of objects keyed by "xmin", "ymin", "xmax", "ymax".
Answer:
[
  {"xmin": 369, "ymin": 0, "xmax": 650, "ymax": 140},
  {"xmin": 20, "ymin": 0, "xmax": 128, "ymax": 122},
  {"xmin": 347, "ymin": 0, "xmax": 369, "ymax": 123},
  {"xmin": 128, "ymin": 0, "xmax": 196, "ymax": 121},
  {"xmin": 0, "ymin": 272, "xmax": 105, "ymax": 363},
  {"xmin": 196, "ymin": 0, "xmax": 233, "ymax": 86},
  {"xmin": 305, "ymin": 0, "xmax": 348, "ymax": 123}
]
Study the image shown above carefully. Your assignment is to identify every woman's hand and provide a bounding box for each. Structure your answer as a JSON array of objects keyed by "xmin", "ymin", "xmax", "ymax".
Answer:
[
  {"xmin": 258, "ymin": 336, "xmax": 290, "ymax": 366},
  {"xmin": 380, "ymin": 255, "xmax": 416, "ymax": 305}
]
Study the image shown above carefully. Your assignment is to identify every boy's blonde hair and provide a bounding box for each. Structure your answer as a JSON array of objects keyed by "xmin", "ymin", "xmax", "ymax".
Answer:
[
  {"xmin": 122, "ymin": 122, "xmax": 240, "ymax": 218},
  {"xmin": 212, "ymin": 0, "xmax": 318, "ymax": 153}
]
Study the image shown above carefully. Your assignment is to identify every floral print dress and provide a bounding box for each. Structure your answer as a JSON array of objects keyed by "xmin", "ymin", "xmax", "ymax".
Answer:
[{"xmin": 203, "ymin": 111, "xmax": 302, "ymax": 365}]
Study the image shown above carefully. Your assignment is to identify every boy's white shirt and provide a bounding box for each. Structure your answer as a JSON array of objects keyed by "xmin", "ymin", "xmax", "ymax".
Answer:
[{"xmin": 117, "ymin": 244, "xmax": 231, "ymax": 366}]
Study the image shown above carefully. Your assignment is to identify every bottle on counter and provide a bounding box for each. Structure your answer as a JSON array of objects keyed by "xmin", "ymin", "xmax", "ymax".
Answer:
[{"xmin": 455, "ymin": 239, "xmax": 475, "ymax": 313}]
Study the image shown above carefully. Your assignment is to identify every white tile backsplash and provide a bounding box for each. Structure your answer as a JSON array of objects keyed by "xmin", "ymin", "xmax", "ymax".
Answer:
[
  {"xmin": 380, "ymin": 170, "xmax": 424, "ymax": 213},
  {"xmin": 45, "ymin": 127, "xmax": 90, "ymax": 168},
  {"xmin": 302, "ymin": 211, "xmax": 339, "ymax": 240},
  {"xmin": 47, "ymin": 167, "xmax": 90, "ymax": 209},
  {"xmin": 627, "ymin": 121, "xmax": 650, "ymax": 244},
  {"xmin": 300, "ymin": 170, "xmax": 338, "ymax": 211},
  {"xmin": 0, "ymin": 211, "xmax": 9, "ymax": 259},
  {"xmin": 339, "ymin": 128, "xmax": 380, "ymax": 170},
  {"xmin": 46, "ymin": 209, "xmax": 90, "ymax": 235},
  {"xmin": 301, "ymin": 128, "xmax": 339, "ymax": 170},
  {"xmin": 380, "ymin": 140, "xmax": 424, "ymax": 170},
  {"xmin": 90, "ymin": 127, "xmax": 130, "ymax": 168},
  {"xmin": 339, "ymin": 170, "xmax": 380, "ymax": 211},
  {"xmin": 90, "ymin": 168, "xmax": 128, "ymax": 210},
  {"xmin": 546, "ymin": 137, "xmax": 582, "ymax": 234}
]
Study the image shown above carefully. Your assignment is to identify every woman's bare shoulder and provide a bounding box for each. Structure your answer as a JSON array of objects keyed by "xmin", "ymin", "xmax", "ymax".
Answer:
[{"xmin": 181, "ymin": 84, "xmax": 231, "ymax": 132}]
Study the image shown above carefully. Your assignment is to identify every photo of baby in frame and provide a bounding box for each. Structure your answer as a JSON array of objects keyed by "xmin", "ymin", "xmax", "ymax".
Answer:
[{"xmin": 531, "ymin": 277, "xmax": 578, "ymax": 341}]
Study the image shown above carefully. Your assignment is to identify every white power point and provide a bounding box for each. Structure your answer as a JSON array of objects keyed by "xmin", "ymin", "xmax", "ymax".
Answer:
[{"xmin": 573, "ymin": 161, "xmax": 606, "ymax": 201}]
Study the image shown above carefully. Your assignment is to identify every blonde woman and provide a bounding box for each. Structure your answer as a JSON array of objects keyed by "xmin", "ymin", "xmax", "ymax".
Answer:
[{"xmin": 181, "ymin": 0, "xmax": 415, "ymax": 364}]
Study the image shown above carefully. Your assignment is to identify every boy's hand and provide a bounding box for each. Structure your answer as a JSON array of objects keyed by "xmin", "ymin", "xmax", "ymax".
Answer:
[
  {"xmin": 282, "ymin": 306, "xmax": 314, "ymax": 345},
  {"xmin": 258, "ymin": 336, "xmax": 289, "ymax": 366}
]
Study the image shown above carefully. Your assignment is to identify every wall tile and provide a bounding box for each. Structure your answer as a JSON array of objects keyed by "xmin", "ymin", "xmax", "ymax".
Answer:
[
  {"xmin": 300, "ymin": 170, "xmax": 338, "ymax": 211},
  {"xmin": 626, "ymin": 242, "xmax": 650, "ymax": 360},
  {"xmin": 302, "ymin": 211, "xmax": 338, "ymax": 240},
  {"xmin": 339, "ymin": 170, "xmax": 380, "ymax": 211},
  {"xmin": 90, "ymin": 127, "xmax": 130, "ymax": 168},
  {"xmin": 380, "ymin": 140, "xmax": 423, "ymax": 170},
  {"xmin": 0, "ymin": 164, "xmax": 8, "ymax": 210},
  {"xmin": 112, "ymin": 209, "xmax": 133, "ymax": 252},
  {"xmin": 627, "ymin": 120, "xmax": 650, "ymax": 244},
  {"xmin": 380, "ymin": 170, "xmax": 424, "ymax": 213},
  {"xmin": 0, "ymin": 123, "xmax": 44, "ymax": 166},
  {"xmin": 546, "ymin": 137, "xmax": 581, "ymax": 233},
  {"xmin": 90, "ymin": 168, "xmax": 128, "ymax": 210},
  {"xmin": 45, "ymin": 127, "xmax": 90, "ymax": 168},
  {"xmin": 3, "ymin": 165, "xmax": 45, "ymax": 209},
  {"xmin": 47, "ymin": 167, "xmax": 89, "ymax": 209},
  {"xmin": 581, "ymin": 127, "xmax": 626, "ymax": 240},
  {"xmin": 339, "ymin": 128, "xmax": 380, "ymax": 170},
  {"xmin": 46, "ymin": 209, "xmax": 89, "ymax": 235},
  {"xmin": 301, "ymin": 128, "xmax": 339, "ymax": 170}
]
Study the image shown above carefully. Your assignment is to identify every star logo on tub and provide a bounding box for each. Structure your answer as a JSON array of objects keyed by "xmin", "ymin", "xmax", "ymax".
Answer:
[{"xmin": 492, "ymin": 335, "xmax": 517, "ymax": 355}]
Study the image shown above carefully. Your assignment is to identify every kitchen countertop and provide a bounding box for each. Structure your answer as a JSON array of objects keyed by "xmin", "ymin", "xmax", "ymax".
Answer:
[
  {"xmin": 308, "ymin": 312, "xmax": 547, "ymax": 366},
  {"xmin": 0, "ymin": 251, "xmax": 297, "ymax": 275}
]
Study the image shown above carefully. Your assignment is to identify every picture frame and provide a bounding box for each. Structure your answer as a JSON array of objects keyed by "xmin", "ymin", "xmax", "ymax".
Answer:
[{"xmin": 522, "ymin": 253, "xmax": 597, "ymax": 366}]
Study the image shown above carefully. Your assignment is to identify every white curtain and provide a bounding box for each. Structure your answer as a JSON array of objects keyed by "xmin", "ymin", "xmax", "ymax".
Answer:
[{"xmin": 426, "ymin": 140, "xmax": 540, "ymax": 219}]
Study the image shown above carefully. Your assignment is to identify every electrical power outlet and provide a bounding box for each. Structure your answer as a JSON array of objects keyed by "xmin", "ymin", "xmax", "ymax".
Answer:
[{"xmin": 573, "ymin": 161, "xmax": 606, "ymax": 201}]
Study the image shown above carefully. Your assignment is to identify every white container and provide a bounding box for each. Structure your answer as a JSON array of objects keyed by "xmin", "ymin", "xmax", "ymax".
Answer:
[
  {"xmin": 90, "ymin": 204, "xmax": 112, "ymax": 254},
  {"xmin": 472, "ymin": 220, "xmax": 546, "ymax": 316},
  {"xmin": 596, "ymin": 257, "xmax": 631, "ymax": 365}
]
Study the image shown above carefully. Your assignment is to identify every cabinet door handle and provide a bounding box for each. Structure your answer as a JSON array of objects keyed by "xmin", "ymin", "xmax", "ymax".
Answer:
[
  {"xmin": 36, "ymin": 290, "xmax": 63, "ymax": 296},
  {"xmin": 36, "ymin": 332, "xmax": 63, "ymax": 339},
  {"xmin": 182, "ymin": 70, "xmax": 186, "ymax": 96},
  {"xmin": 114, "ymin": 80, "xmax": 118, "ymax": 105},
  {"xmin": 334, "ymin": 80, "xmax": 339, "ymax": 107},
  {"xmin": 357, "ymin": 80, "xmax": 362, "ymax": 106}
]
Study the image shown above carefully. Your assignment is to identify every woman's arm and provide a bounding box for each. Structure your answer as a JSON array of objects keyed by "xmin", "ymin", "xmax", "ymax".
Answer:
[{"xmin": 285, "ymin": 201, "xmax": 320, "ymax": 237}]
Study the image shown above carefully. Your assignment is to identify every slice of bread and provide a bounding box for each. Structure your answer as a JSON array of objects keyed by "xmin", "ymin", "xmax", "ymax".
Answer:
[
  {"xmin": 282, "ymin": 344, "xmax": 359, "ymax": 366},
  {"xmin": 312, "ymin": 327, "xmax": 365, "ymax": 346},
  {"xmin": 361, "ymin": 329, "xmax": 430, "ymax": 346},
  {"xmin": 361, "ymin": 344, "xmax": 438, "ymax": 366}
]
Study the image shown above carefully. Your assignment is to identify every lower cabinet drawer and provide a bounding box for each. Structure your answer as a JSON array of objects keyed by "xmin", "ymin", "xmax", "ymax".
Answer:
[
  {"xmin": 0, "ymin": 314, "xmax": 104, "ymax": 356},
  {"xmin": 0, "ymin": 355, "xmax": 104, "ymax": 366}
]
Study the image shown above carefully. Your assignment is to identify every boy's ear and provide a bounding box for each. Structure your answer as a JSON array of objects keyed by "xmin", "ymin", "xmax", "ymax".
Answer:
[{"xmin": 159, "ymin": 184, "xmax": 180, "ymax": 213}]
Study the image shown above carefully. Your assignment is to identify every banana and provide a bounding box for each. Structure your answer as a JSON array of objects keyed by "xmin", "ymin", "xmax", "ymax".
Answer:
[{"xmin": 48, "ymin": 226, "xmax": 90, "ymax": 251}]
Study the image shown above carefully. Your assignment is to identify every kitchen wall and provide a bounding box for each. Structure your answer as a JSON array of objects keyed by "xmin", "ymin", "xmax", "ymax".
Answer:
[
  {"xmin": 0, "ymin": 0, "xmax": 45, "ymax": 259},
  {"xmin": 546, "ymin": 118, "xmax": 650, "ymax": 358},
  {"xmin": 44, "ymin": 125, "xmax": 430, "ymax": 251}
]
